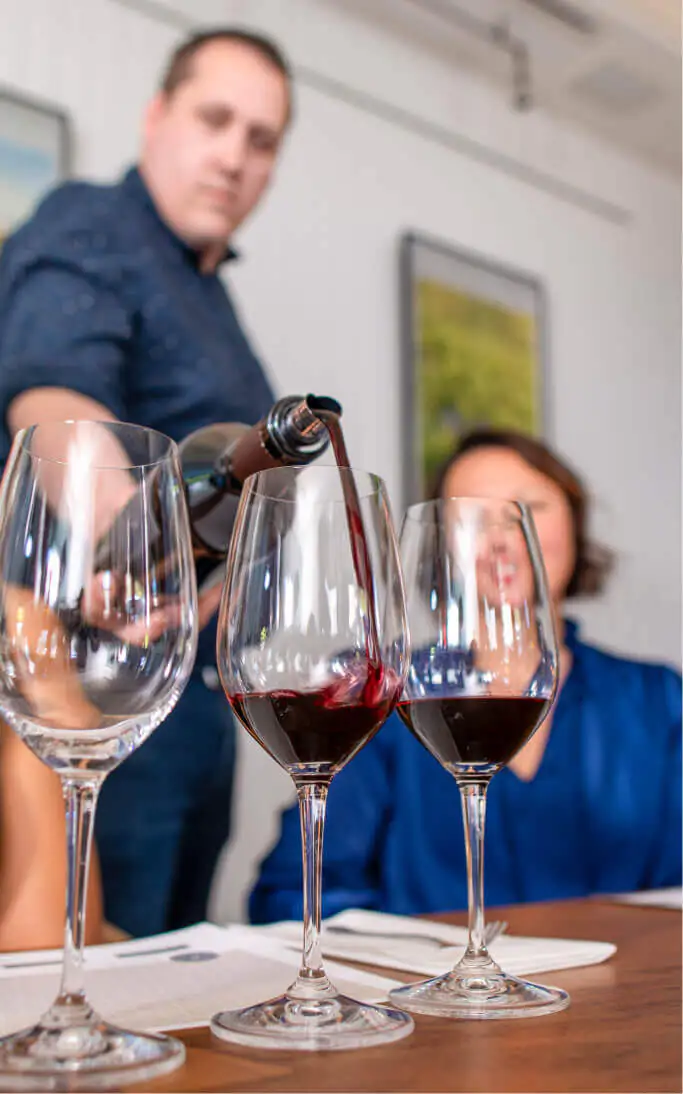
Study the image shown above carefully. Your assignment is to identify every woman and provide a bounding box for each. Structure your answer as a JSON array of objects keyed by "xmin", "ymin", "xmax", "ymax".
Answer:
[
  {"xmin": 0, "ymin": 587, "xmax": 108, "ymax": 950},
  {"xmin": 0, "ymin": 722, "xmax": 104, "ymax": 950},
  {"xmin": 250, "ymin": 430, "xmax": 682, "ymax": 922}
]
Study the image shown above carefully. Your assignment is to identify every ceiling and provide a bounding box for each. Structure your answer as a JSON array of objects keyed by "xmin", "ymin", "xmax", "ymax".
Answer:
[{"xmin": 323, "ymin": 0, "xmax": 681, "ymax": 175}]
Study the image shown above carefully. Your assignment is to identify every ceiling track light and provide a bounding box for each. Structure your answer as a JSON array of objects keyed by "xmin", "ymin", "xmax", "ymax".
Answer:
[{"xmin": 403, "ymin": 0, "xmax": 534, "ymax": 111}]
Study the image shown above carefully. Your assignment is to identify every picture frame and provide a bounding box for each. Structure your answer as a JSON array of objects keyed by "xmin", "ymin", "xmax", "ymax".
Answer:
[
  {"xmin": 400, "ymin": 231, "xmax": 549, "ymax": 505},
  {"xmin": 0, "ymin": 88, "xmax": 70, "ymax": 248}
]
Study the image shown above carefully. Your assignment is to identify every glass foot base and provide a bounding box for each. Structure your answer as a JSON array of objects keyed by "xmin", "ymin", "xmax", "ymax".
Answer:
[
  {"xmin": 389, "ymin": 968, "xmax": 570, "ymax": 1020},
  {"xmin": 211, "ymin": 992, "xmax": 414, "ymax": 1051},
  {"xmin": 0, "ymin": 1017, "xmax": 186, "ymax": 1091}
]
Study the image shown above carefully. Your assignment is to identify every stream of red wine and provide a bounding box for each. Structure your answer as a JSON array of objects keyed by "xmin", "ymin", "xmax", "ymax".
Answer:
[{"xmin": 316, "ymin": 410, "xmax": 382, "ymax": 671}]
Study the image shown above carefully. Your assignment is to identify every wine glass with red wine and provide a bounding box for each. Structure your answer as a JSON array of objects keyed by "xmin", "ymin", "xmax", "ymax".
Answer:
[
  {"xmin": 212, "ymin": 464, "xmax": 412, "ymax": 1050},
  {"xmin": 389, "ymin": 497, "xmax": 569, "ymax": 1019}
]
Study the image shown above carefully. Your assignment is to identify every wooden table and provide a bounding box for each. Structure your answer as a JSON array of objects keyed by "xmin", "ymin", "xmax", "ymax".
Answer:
[{"xmin": 135, "ymin": 900, "xmax": 681, "ymax": 1093}]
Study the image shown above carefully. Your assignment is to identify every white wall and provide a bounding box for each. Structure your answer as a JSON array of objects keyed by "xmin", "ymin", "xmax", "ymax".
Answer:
[{"xmin": 2, "ymin": 0, "xmax": 680, "ymax": 923}]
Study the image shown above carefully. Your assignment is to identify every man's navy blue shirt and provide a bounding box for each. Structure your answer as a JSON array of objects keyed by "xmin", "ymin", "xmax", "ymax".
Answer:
[{"xmin": 0, "ymin": 166, "xmax": 275, "ymax": 666}]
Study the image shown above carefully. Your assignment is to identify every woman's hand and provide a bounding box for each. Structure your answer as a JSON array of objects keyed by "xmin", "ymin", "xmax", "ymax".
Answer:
[{"xmin": 0, "ymin": 722, "xmax": 103, "ymax": 950}]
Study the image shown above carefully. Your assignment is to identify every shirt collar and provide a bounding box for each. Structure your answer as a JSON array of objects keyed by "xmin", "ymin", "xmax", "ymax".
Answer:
[{"xmin": 122, "ymin": 166, "xmax": 240, "ymax": 269}]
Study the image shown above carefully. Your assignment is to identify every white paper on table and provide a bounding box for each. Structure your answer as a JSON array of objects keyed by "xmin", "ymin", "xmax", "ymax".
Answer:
[
  {"xmin": 0, "ymin": 922, "xmax": 403, "ymax": 1036},
  {"xmin": 611, "ymin": 887, "xmax": 682, "ymax": 910},
  {"xmin": 253, "ymin": 908, "xmax": 617, "ymax": 978}
]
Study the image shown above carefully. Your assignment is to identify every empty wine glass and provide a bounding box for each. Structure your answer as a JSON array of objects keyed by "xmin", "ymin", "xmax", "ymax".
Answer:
[
  {"xmin": 212, "ymin": 464, "xmax": 413, "ymax": 1050},
  {"xmin": 0, "ymin": 421, "xmax": 197, "ymax": 1089},
  {"xmin": 389, "ymin": 497, "xmax": 569, "ymax": 1019}
]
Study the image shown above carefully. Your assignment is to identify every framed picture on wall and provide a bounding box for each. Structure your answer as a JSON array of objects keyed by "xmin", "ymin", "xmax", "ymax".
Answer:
[
  {"xmin": 400, "ymin": 232, "xmax": 549, "ymax": 505},
  {"xmin": 0, "ymin": 89, "xmax": 70, "ymax": 248}
]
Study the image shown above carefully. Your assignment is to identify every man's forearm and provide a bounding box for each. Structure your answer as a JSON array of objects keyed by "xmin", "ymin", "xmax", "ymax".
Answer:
[
  {"xmin": 7, "ymin": 388, "xmax": 137, "ymax": 543},
  {"xmin": 6, "ymin": 385, "xmax": 221, "ymax": 630}
]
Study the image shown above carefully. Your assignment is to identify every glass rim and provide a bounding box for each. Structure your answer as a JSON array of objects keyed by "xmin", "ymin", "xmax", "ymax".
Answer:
[
  {"xmin": 15, "ymin": 419, "xmax": 179, "ymax": 471},
  {"xmin": 242, "ymin": 462, "xmax": 388, "ymax": 503},
  {"xmin": 403, "ymin": 496, "xmax": 530, "ymax": 522}
]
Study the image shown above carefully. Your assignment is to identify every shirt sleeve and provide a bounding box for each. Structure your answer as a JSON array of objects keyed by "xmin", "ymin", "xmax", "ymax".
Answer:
[
  {"xmin": 248, "ymin": 722, "xmax": 396, "ymax": 924},
  {"xmin": 0, "ymin": 258, "xmax": 132, "ymax": 425},
  {"xmin": 645, "ymin": 665, "xmax": 682, "ymax": 888}
]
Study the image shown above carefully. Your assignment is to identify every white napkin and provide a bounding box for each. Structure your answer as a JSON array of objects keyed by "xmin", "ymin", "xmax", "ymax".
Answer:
[
  {"xmin": 611, "ymin": 887, "xmax": 682, "ymax": 910},
  {"xmin": 254, "ymin": 909, "xmax": 616, "ymax": 977},
  {"xmin": 0, "ymin": 922, "xmax": 402, "ymax": 1035}
]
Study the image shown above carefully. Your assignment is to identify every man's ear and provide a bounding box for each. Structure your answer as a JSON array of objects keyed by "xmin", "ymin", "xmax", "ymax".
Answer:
[{"xmin": 142, "ymin": 92, "xmax": 168, "ymax": 143}]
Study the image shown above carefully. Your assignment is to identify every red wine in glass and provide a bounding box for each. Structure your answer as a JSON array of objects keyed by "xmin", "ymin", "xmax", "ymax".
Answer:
[
  {"xmin": 232, "ymin": 665, "xmax": 402, "ymax": 776},
  {"xmin": 397, "ymin": 695, "xmax": 549, "ymax": 770}
]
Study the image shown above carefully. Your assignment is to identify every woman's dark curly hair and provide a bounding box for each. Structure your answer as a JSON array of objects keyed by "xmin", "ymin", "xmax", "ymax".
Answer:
[{"xmin": 430, "ymin": 429, "xmax": 614, "ymax": 599}]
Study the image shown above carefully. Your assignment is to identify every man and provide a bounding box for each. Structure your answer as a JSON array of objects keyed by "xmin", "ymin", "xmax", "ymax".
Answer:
[{"xmin": 0, "ymin": 28, "xmax": 293, "ymax": 936}]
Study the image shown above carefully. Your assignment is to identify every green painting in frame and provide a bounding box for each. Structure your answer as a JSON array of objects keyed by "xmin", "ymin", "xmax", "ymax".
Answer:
[{"xmin": 400, "ymin": 233, "xmax": 548, "ymax": 505}]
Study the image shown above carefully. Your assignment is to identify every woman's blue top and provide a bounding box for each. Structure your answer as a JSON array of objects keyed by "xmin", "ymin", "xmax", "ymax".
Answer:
[{"xmin": 250, "ymin": 622, "xmax": 682, "ymax": 922}]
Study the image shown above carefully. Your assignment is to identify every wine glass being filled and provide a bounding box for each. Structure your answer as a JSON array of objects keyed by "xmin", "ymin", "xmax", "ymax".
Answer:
[{"xmin": 212, "ymin": 463, "xmax": 413, "ymax": 1051}]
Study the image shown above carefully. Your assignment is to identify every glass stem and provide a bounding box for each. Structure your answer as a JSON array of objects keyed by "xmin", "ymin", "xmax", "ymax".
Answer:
[
  {"xmin": 289, "ymin": 782, "xmax": 334, "ymax": 1000},
  {"xmin": 54, "ymin": 778, "xmax": 101, "ymax": 1012},
  {"xmin": 456, "ymin": 779, "xmax": 498, "ymax": 971}
]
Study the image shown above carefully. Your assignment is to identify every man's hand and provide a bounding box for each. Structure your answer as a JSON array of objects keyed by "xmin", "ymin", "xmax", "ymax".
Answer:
[
  {"xmin": 198, "ymin": 580, "xmax": 225, "ymax": 630},
  {"xmin": 3, "ymin": 585, "xmax": 103, "ymax": 731},
  {"xmin": 83, "ymin": 566, "xmax": 222, "ymax": 644}
]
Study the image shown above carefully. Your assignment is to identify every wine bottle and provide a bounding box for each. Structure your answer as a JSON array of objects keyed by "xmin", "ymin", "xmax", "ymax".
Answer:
[
  {"xmin": 94, "ymin": 394, "xmax": 342, "ymax": 572},
  {"xmin": 180, "ymin": 394, "xmax": 342, "ymax": 558}
]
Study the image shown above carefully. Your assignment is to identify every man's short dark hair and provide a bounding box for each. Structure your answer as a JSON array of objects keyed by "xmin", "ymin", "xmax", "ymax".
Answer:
[{"xmin": 161, "ymin": 27, "xmax": 293, "ymax": 119}]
